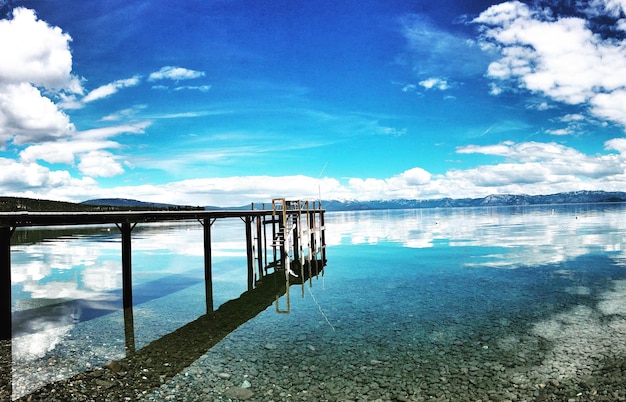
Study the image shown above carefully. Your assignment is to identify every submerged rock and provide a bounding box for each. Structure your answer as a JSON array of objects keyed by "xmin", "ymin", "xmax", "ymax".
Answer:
[{"xmin": 224, "ymin": 386, "xmax": 254, "ymax": 400}]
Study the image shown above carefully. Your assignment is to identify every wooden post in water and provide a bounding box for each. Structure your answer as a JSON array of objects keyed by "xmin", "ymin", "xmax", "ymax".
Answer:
[
  {"xmin": 256, "ymin": 216, "xmax": 263, "ymax": 280},
  {"xmin": 118, "ymin": 222, "xmax": 135, "ymax": 309},
  {"xmin": 0, "ymin": 336, "xmax": 11, "ymax": 400},
  {"xmin": 320, "ymin": 210, "xmax": 326, "ymax": 264},
  {"xmin": 0, "ymin": 226, "xmax": 13, "ymax": 341},
  {"xmin": 202, "ymin": 218, "xmax": 214, "ymax": 312},
  {"xmin": 123, "ymin": 307, "xmax": 136, "ymax": 354},
  {"xmin": 245, "ymin": 216, "xmax": 254, "ymax": 290},
  {"xmin": 292, "ymin": 213, "xmax": 299, "ymax": 265}
]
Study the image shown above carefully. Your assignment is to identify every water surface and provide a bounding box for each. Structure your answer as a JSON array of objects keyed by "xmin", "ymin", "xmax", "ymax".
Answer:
[{"xmin": 5, "ymin": 204, "xmax": 626, "ymax": 400}]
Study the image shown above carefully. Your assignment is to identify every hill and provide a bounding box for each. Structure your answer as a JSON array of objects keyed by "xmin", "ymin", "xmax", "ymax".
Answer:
[
  {"xmin": 82, "ymin": 198, "xmax": 203, "ymax": 210},
  {"xmin": 0, "ymin": 197, "xmax": 201, "ymax": 212},
  {"xmin": 0, "ymin": 197, "xmax": 104, "ymax": 212}
]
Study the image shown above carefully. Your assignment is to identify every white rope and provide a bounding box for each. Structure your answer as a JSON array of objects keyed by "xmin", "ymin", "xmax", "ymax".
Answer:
[{"xmin": 306, "ymin": 286, "xmax": 336, "ymax": 331}]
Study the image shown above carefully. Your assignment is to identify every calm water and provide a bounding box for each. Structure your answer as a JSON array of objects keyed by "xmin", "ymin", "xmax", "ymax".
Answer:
[{"xmin": 5, "ymin": 204, "xmax": 626, "ymax": 400}]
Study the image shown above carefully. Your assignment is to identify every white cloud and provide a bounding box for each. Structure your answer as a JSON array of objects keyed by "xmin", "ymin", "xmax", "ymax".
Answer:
[
  {"xmin": 18, "ymin": 122, "xmax": 149, "ymax": 177},
  {"xmin": 148, "ymin": 66, "xmax": 206, "ymax": 81},
  {"xmin": 585, "ymin": 0, "xmax": 626, "ymax": 17},
  {"xmin": 456, "ymin": 141, "xmax": 624, "ymax": 180},
  {"xmin": 401, "ymin": 84, "xmax": 417, "ymax": 92},
  {"xmin": 401, "ymin": 14, "xmax": 487, "ymax": 78},
  {"xmin": 77, "ymin": 151, "xmax": 124, "ymax": 177},
  {"xmin": 545, "ymin": 128, "xmax": 571, "ymax": 136},
  {"xmin": 0, "ymin": 157, "xmax": 96, "ymax": 193},
  {"xmin": 474, "ymin": 1, "xmax": 626, "ymax": 129},
  {"xmin": 418, "ymin": 77, "xmax": 449, "ymax": 90},
  {"xmin": 398, "ymin": 167, "xmax": 431, "ymax": 185},
  {"xmin": 74, "ymin": 122, "xmax": 151, "ymax": 140},
  {"xmin": 83, "ymin": 76, "xmax": 141, "ymax": 103},
  {"xmin": 560, "ymin": 114, "xmax": 585, "ymax": 123},
  {"xmin": 173, "ymin": 85, "xmax": 212, "ymax": 92},
  {"xmin": 5, "ymin": 137, "xmax": 626, "ymax": 205},
  {"xmin": 0, "ymin": 8, "xmax": 82, "ymax": 146},
  {"xmin": 0, "ymin": 8, "xmax": 82, "ymax": 92},
  {"xmin": 0, "ymin": 83, "xmax": 74, "ymax": 145}
]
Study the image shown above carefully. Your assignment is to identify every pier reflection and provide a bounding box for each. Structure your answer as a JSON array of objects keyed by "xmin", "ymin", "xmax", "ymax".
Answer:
[{"xmin": 2, "ymin": 260, "xmax": 325, "ymax": 401}]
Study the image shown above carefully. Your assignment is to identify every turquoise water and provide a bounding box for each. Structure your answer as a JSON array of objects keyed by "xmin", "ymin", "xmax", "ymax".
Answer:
[{"xmin": 6, "ymin": 204, "xmax": 626, "ymax": 400}]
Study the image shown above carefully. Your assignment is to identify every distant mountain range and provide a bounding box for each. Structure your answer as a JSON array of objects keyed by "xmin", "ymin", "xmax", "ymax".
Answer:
[
  {"xmin": 2, "ymin": 191, "xmax": 626, "ymax": 213},
  {"xmin": 321, "ymin": 190, "xmax": 626, "ymax": 211},
  {"xmin": 86, "ymin": 190, "xmax": 626, "ymax": 211}
]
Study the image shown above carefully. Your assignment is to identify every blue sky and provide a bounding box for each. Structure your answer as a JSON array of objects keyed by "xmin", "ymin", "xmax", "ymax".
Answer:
[{"xmin": 2, "ymin": 0, "xmax": 626, "ymax": 206}]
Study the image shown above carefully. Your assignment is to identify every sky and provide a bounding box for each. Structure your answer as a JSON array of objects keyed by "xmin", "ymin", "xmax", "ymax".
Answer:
[{"xmin": 3, "ymin": 0, "xmax": 626, "ymax": 206}]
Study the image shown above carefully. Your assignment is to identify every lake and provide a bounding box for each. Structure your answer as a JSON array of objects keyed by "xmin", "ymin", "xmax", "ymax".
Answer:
[{"xmin": 3, "ymin": 203, "xmax": 626, "ymax": 401}]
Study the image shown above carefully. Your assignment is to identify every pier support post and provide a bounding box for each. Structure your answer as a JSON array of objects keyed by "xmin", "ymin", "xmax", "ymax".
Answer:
[
  {"xmin": 0, "ymin": 337, "xmax": 11, "ymax": 400},
  {"xmin": 292, "ymin": 214, "xmax": 299, "ymax": 265},
  {"xmin": 203, "ymin": 218, "xmax": 214, "ymax": 313},
  {"xmin": 123, "ymin": 307, "xmax": 136, "ymax": 355},
  {"xmin": 117, "ymin": 222, "xmax": 136, "ymax": 309},
  {"xmin": 245, "ymin": 216, "xmax": 254, "ymax": 291},
  {"xmin": 0, "ymin": 226, "xmax": 14, "ymax": 341},
  {"xmin": 320, "ymin": 211, "xmax": 326, "ymax": 263},
  {"xmin": 256, "ymin": 216, "xmax": 263, "ymax": 279}
]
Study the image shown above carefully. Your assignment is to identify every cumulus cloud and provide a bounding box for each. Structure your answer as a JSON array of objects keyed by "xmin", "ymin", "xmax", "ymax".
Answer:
[
  {"xmin": 0, "ymin": 157, "xmax": 96, "ymax": 194},
  {"xmin": 0, "ymin": 8, "xmax": 82, "ymax": 92},
  {"xmin": 474, "ymin": 0, "xmax": 626, "ymax": 129},
  {"xmin": 83, "ymin": 76, "xmax": 141, "ymax": 103},
  {"xmin": 0, "ymin": 8, "xmax": 80, "ymax": 146},
  {"xmin": 148, "ymin": 66, "xmax": 205, "ymax": 81},
  {"xmin": 0, "ymin": 83, "xmax": 74, "ymax": 145},
  {"xmin": 77, "ymin": 151, "xmax": 124, "ymax": 177}
]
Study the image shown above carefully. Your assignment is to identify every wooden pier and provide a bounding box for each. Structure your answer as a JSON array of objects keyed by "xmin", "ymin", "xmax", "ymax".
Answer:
[{"xmin": 0, "ymin": 198, "xmax": 326, "ymax": 341}]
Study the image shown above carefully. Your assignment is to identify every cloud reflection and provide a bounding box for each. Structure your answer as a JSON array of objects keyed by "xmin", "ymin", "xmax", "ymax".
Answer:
[{"xmin": 325, "ymin": 205, "xmax": 626, "ymax": 269}]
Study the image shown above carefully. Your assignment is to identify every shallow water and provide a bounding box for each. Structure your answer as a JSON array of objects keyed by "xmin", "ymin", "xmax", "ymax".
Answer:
[{"xmin": 4, "ymin": 204, "xmax": 626, "ymax": 400}]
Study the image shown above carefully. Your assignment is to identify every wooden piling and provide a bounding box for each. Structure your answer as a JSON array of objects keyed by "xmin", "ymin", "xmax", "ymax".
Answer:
[
  {"xmin": 203, "ymin": 218, "xmax": 214, "ymax": 312},
  {"xmin": 0, "ymin": 226, "xmax": 13, "ymax": 340},
  {"xmin": 123, "ymin": 307, "xmax": 136, "ymax": 354},
  {"xmin": 119, "ymin": 222, "xmax": 135, "ymax": 309},
  {"xmin": 245, "ymin": 216, "xmax": 254, "ymax": 290},
  {"xmin": 256, "ymin": 216, "xmax": 263, "ymax": 280}
]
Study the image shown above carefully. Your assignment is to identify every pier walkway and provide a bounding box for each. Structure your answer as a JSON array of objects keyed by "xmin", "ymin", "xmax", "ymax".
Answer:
[{"xmin": 0, "ymin": 199, "xmax": 327, "ymax": 341}]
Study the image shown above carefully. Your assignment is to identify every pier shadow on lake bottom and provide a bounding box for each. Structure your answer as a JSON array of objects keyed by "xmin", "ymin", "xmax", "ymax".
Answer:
[{"xmin": 1, "ymin": 260, "xmax": 325, "ymax": 401}]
